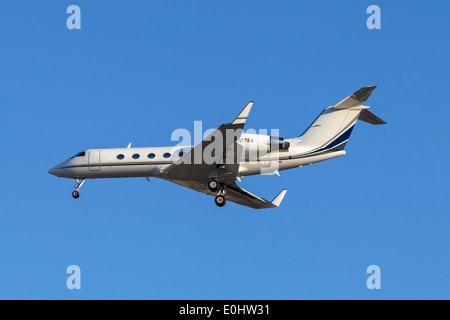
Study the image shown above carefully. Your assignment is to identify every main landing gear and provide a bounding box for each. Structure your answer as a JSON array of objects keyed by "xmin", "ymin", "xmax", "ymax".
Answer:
[
  {"xmin": 215, "ymin": 195, "xmax": 226, "ymax": 207},
  {"xmin": 208, "ymin": 180, "xmax": 219, "ymax": 192},
  {"xmin": 209, "ymin": 179, "xmax": 227, "ymax": 207},
  {"xmin": 72, "ymin": 179, "xmax": 86, "ymax": 199}
]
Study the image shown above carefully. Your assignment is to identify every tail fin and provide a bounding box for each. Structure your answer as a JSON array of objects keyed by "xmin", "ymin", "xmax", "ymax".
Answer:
[{"xmin": 292, "ymin": 86, "xmax": 385, "ymax": 152}]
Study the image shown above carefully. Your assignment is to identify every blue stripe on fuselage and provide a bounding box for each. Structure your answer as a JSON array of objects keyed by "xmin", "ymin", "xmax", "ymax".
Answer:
[{"xmin": 300, "ymin": 124, "xmax": 355, "ymax": 156}]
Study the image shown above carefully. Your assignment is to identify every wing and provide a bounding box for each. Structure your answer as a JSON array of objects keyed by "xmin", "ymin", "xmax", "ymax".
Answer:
[
  {"xmin": 161, "ymin": 102, "xmax": 253, "ymax": 183},
  {"xmin": 167, "ymin": 178, "xmax": 287, "ymax": 209},
  {"xmin": 162, "ymin": 101, "xmax": 287, "ymax": 209},
  {"xmin": 226, "ymin": 184, "xmax": 287, "ymax": 209}
]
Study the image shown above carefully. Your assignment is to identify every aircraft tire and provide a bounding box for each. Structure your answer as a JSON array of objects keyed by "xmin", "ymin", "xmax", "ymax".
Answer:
[
  {"xmin": 215, "ymin": 195, "xmax": 226, "ymax": 207},
  {"xmin": 208, "ymin": 180, "xmax": 219, "ymax": 192}
]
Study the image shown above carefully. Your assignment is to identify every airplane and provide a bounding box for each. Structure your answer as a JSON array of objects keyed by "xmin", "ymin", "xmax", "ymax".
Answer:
[{"xmin": 48, "ymin": 86, "xmax": 385, "ymax": 209}]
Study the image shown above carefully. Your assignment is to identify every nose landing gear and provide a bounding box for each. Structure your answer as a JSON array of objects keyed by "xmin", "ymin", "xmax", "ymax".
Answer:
[{"xmin": 72, "ymin": 179, "xmax": 86, "ymax": 199}]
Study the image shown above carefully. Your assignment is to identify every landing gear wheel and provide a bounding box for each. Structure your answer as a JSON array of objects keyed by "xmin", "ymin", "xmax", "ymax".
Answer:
[
  {"xmin": 72, "ymin": 179, "xmax": 85, "ymax": 199},
  {"xmin": 215, "ymin": 195, "xmax": 226, "ymax": 207},
  {"xmin": 208, "ymin": 180, "xmax": 219, "ymax": 192}
]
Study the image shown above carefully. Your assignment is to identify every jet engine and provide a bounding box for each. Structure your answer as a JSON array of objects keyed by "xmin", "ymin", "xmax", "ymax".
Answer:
[{"xmin": 239, "ymin": 133, "xmax": 290, "ymax": 160}]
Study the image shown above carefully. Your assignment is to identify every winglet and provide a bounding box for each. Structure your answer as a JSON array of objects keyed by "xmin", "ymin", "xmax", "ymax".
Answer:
[
  {"xmin": 232, "ymin": 101, "xmax": 254, "ymax": 125},
  {"xmin": 271, "ymin": 189, "xmax": 287, "ymax": 207}
]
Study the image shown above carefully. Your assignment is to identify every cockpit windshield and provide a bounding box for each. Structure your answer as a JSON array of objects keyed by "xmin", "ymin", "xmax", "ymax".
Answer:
[{"xmin": 70, "ymin": 151, "xmax": 86, "ymax": 159}]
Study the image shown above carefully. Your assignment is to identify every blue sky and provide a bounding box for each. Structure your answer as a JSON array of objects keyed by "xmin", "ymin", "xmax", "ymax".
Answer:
[{"xmin": 1, "ymin": 1, "xmax": 449, "ymax": 299}]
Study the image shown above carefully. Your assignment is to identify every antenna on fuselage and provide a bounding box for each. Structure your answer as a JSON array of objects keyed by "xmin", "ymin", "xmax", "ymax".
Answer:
[{"xmin": 126, "ymin": 143, "xmax": 132, "ymax": 148}]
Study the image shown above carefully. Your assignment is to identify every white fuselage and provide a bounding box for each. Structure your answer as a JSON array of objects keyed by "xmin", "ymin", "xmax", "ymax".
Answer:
[
  {"xmin": 48, "ymin": 86, "xmax": 383, "ymax": 208},
  {"xmin": 48, "ymin": 134, "xmax": 346, "ymax": 181}
]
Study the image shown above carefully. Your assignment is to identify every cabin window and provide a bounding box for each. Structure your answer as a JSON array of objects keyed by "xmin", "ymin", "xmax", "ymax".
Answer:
[
  {"xmin": 132, "ymin": 154, "xmax": 140, "ymax": 159},
  {"xmin": 163, "ymin": 153, "xmax": 171, "ymax": 158},
  {"xmin": 178, "ymin": 150, "xmax": 184, "ymax": 157},
  {"xmin": 117, "ymin": 154, "xmax": 124, "ymax": 160},
  {"xmin": 148, "ymin": 153, "xmax": 155, "ymax": 159}
]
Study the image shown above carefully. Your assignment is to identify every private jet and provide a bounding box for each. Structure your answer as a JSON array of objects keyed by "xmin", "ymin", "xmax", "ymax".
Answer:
[{"xmin": 49, "ymin": 86, "xmax": 385, "ymax": 209}]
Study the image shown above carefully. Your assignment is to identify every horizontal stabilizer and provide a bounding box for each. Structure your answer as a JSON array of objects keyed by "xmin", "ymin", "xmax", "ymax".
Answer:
[
  {"xmin": 271, "ymin": 189, "xmax": 287, "ymax": 207},
  {"xmin": 358, "ymin": 109, "xmax": 386, "ymax": 125},
  {"xmin": 353, "ymin": 86, "xmax": 377, "ymax": 103},
  {"xmin": 333, "ymin": 86, "xmax": 377, "ymax": 109}
]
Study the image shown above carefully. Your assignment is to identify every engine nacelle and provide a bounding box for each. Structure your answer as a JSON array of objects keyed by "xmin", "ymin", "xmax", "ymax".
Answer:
[
  {"xmin": 270, "ymin": 137, "xmax": 291, "ymax": 151},
  {"xmin": 239, "ymin": 133, "xmax": 290, "ymax": 160}
]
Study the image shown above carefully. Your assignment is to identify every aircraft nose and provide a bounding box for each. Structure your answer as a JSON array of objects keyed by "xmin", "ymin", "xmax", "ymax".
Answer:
[
  {"xmin": 48, "ymin": 164, "xmax": 64, "ymax": 176},
  {"xmin": 48, "ymin": 166, "xmax": 58, "ymax": 176}
]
